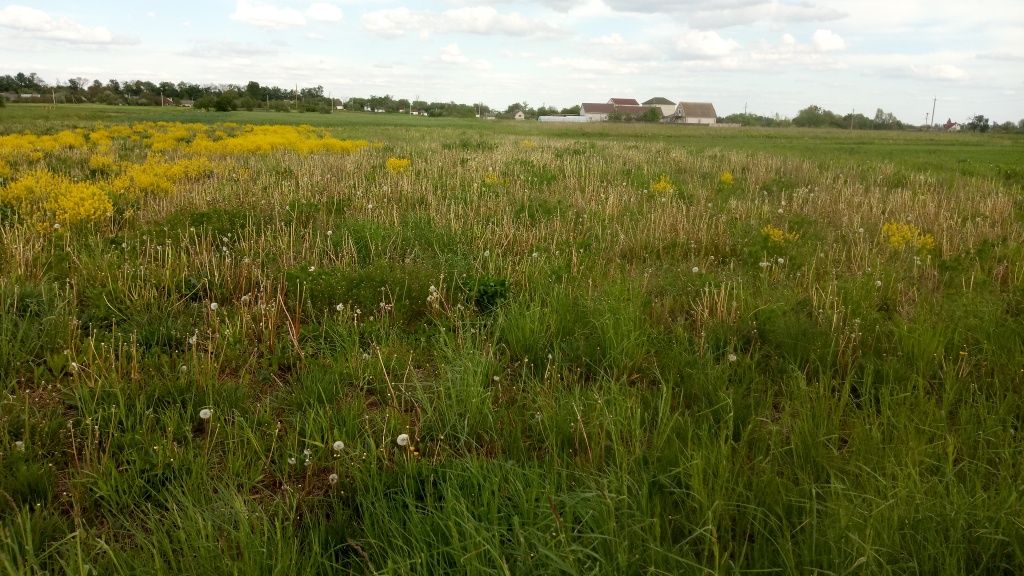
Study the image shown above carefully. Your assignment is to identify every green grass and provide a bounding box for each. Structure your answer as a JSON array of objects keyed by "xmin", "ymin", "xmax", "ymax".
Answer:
[{"xmin": 0, "ymin": 104, "xmax": 1023, "ymax": 574}]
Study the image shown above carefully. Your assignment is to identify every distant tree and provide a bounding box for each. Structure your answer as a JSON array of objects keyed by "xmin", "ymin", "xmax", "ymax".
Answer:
[
  {"xmin": 269, "ymin": 100, "xmax": 291, "ymax": 112},
  {"xmin": 238, "ymin": 95, "xmax": 257, "ymax": 111},
  {"xmin": 965, "ymin": 114, "xmax": 990, "ymax": 133},
  {"xmin": 245, "ymin": 81, "xmax": 263, "ymax": 101},
  {"xmin": 639, "ymin": 107, "xmax": 662, "ymax": 123},
  {"xmin": 214, "ymin": 92, "xmax": 238, "ymax": 112},
  {"xmin": 560, "ymin": 104, "xmax": 581, "ymax": 115},
  {"xmin": 195, "ymin": 94, "xmax": 216, "ymax": 111},
  {"xmin": 1018, "ymin": 119, "xmax": 1024, "ymax": 130},
  {"xmin": 793, "ymin": 105, "xmax": 833, "ymax": 127},
  {"xmin": 67, "ymin": 77, "xmax": 88, "ymax": 103}
]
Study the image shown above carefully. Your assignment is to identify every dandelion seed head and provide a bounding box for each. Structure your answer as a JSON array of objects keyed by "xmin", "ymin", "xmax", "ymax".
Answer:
[
  {"xmin": 288, "ymin": 457, "xmax": 296, "ymax": 465},
  {"xmin": 199, "ymin": 408, "xmax": 212, "ymax": 420},
  {"xmin": 777, "ymin": 257, "xmax": 785, "ymax": 265},
  {"xmin": 14, "ymin": 441, "xmax": 25, "ymax": 451},
  {"xmin": 875, "ymin": 280, "xmax": 882, "ymax": 288},
  {"xmin": 727, "ymin": 353, "xmax": 738, "ymax": 363},
  {"xmin": 396, "ymin": 433, "xmax": 410, "ymax": 447},
  {"xmin": 209, "ymin": 302, "xmax": 218, "ymax": 311},
  {"xmin": 333, "ymin": 440, "xmax": 345, "ymax": 452},
  {"xmin": 328, "ymin": 473, "xmax": 339, "ymax": 485},
  {"xmin": 691, "ymin": 266, "xmax": 700, "ymax": 273}
]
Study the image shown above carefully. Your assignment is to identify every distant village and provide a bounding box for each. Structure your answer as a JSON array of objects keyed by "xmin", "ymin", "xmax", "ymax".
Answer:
[
  {"xmin": 539, "ymin": 97, "xmax": 719, "ymax": 125},
  {"xmin": 3, "ymin": 71, "xmax": 1018, "ymax": 132}
]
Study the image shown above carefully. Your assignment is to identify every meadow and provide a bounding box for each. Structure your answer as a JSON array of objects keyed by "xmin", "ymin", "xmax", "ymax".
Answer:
[{"xmin": 1, "ymin": 103, "xmax": 1023, "ymax": 574}]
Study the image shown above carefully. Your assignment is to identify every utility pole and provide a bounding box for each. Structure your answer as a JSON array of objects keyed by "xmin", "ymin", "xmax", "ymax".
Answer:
[
  {"xmin": 850, "ymin": 109, "xmax": 854, "ymax": 130},
  {"xmin": 744, "ymin": 101, "xmax": 747, "ymax": 116},
  {"xmin": 930, "ymin": 97, "xmax": 937, "ymax": 130}
]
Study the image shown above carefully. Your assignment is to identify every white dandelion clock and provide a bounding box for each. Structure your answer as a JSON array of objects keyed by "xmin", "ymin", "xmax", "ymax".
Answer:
[
  {"xmin": 396, "ymin": 433, "xmax": 410, "ymax": 447},
  {"xmin": 14, "ymin": 441, "xmax": 25, "ymax": 451},
  {"xmin": 209, "ymin": 302, "xmax": 218, "ymax": 311},
  {"xmin": 691, "ymin": 266, "xmax": 700, "ymax": 274},
  {"xmin": 328, "ymin": 473, "xmax": 339, "ymax": 485},
  {"xmin": 728, "ymin": 353, "xmax": 738, "ymax": 363},
  {"xmin": 333, "ymin": 441, "xmax": 345, "ymax": 452},
  {"xmin": 199, "ymin": 408, "xmax": 213, "ymax": 420}
]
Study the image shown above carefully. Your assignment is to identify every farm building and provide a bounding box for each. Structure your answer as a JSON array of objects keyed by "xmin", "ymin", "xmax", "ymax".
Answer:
[
  {"xmin": 514, "ymin": 111, "xmax": 526, "ymax": 120},
  {"xmin": 608, "ymin": 97, "xmax": 640, "ymax": 106},
  {"xmin": 673, "ymin": 102, "xmax": 717, "ymax": 124},
  {"xmin": 580, "ymin": 102, "xmax": 615, "ymax": 121},
  {"xmin": 643, "ymin": 97, "xmax": 677, "ymax": 118}
]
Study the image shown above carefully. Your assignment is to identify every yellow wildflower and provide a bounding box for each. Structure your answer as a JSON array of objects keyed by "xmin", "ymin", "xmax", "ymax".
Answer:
[
  {"xmin": 719, "ymin": 171, "xmax": 734, "ymax": 185},
  {"xmin": 386, "ymin": 157, "xmax": 411, "ymax": 173},
  {"xmin": 651, "ymin": 175, "xmax": 674, "ymax": 194},
  {"xmin": 761, "ymin": 224, "xmax": 799, "ymax": 243},
  {"xmin": 881, "ymin": 222, "xmax": 935, "ymax": 251}
]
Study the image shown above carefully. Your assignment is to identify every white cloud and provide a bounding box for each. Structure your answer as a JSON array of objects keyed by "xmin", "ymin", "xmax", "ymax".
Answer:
[
  {"xmin": 811, "ymin": 29, "xmax": 845, "ymax": 52},
  {"xmin": 230, "ymin": 0, "xmax": 343, "ymax": 28},
  {"xmin": 675, "ymin": 30, "xmax": 740, "ymax": 59},
  {"xmin": 0, "ymin": 5, "xmax": 127, "ymax": 45},
  {"xmin": 438, "ymin": 43, "xmax": 492, "ymax": 69},
  {"xmin": 361, "ymin": 6, "xmax": 559, "ymax": 38},
  {"xmin": 231, "ymin": 0, "xmax": 307, "ymax": 28},
  {"xmin": 306, "ymin": 3, "xmax": 343, "ymax": 23},
  {"xmin": 909, "ymin": 64, "xmax": 968, "ymax": 81}
]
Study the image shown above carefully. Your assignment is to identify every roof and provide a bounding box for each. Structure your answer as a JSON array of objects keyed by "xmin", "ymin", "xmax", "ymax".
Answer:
[
  {"xmin": 677, "ymin": 102, "xmax": 717, "ymax": 118},
  {"xmin": 581, "ymin": 102, "xmax": 615, "ymax": 114},
  {"xmin": 643, "ymin": 97, "xmax": 675, "ymax": 106},
  {"xmin": 608, "ymin": 98, "xmax": 640, "ymax": 106}
]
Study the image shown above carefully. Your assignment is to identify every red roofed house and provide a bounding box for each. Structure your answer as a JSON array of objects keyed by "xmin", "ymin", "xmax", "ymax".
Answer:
[
  {"xmin": 608, "ymin": 97, "xmax": 640, "ymax": 106},
  {"xmin": 580, "ymin": 102, "xmax": 615, "ymax": 121}
]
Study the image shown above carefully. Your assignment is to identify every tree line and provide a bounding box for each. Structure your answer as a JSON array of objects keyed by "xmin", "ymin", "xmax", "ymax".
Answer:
[{"xmin": 2, "ymin": 72, "xmax": 1020, "ymax": 130}]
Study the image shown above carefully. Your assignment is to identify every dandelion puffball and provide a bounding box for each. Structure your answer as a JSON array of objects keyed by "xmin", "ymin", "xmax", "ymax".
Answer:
[
  {"xmin": 335, "ymin": 303, "xmax": 344, "ymax": 312},
  {"xmin": 396, "ymin": 433, "xmax": 410, "ymax": 447},
  {"xmin": 209, "ymin": 302, "xmax": 218, "ymax": 311},
  {"xmin": 333, "ymin": 440, "xmax": 345, "ymax": 452},
  {"xmin": 691, "ymin": 267, "xmax": 700, "ymax": 273},
  {"xmin": 728, "ymin": 353, "xmax": 738, "ymax": 362},
  {"xmin": 329, "ymin": 473, "xmax": 339, "ymax": 485},
  {"xmin": 14, "ymin": 441, "xmax": 25, "ymax": 451},
  {"xmin": 875, "ymin": 280, "xmax": 882, "ymax": 287},
  {"xmin": 199, "ymin": 408, "xmax": 213, "ymax": 420}
]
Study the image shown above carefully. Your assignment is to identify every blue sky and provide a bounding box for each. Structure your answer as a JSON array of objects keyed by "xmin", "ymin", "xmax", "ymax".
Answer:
[{"xmin": 1, "ymin": 0, "xmax": 1022, "ymax": 123}]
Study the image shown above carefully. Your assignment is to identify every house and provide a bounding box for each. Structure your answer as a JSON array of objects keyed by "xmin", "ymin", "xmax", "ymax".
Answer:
[
  {"xmin": 943, "ymin": 118, "xmax": 961, "ymax": 132},
  {"xmin": 514, "ymin": 111, "xmax": 526, "ymax": 120},
  {"xmin": 608, "ymin": 97, "xmax": 640, "ymax": 106},
  {"xmin": 580, "ymin": 102, "xmax": 615, "ymax": 121},
  {"xmin": 179, "ymin": 99, "xmax": 194, "ymax": 108},
  {"xmin": 673, "ymin": 102, "xmax": 717, "ymax": 124},
  {"xmin": 643, "ymin": 97, "xmax": 677, "ymax": 118}
]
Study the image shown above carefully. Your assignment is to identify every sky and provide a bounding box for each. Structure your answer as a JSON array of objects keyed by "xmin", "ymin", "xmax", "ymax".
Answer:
[{"xmin": 1, "ymin": 1, "xmax": 1022, "ymax": 123}]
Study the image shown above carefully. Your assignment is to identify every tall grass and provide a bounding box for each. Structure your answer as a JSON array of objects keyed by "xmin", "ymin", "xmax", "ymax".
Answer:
[{"xmin": 0, "ymin": 110, "xmax": 1022, "ymax": 574}]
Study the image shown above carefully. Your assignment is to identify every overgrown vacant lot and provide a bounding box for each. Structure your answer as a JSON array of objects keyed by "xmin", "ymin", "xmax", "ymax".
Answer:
[{"xmin": 1, "ymin": 105, "xmax": 1023, "ymax": 574}]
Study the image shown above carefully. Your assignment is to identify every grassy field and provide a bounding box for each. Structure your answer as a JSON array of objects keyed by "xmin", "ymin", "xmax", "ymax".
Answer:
[{"xmin": 1, "ymin": 103, "xmax": 1023, "ymax": 574}]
